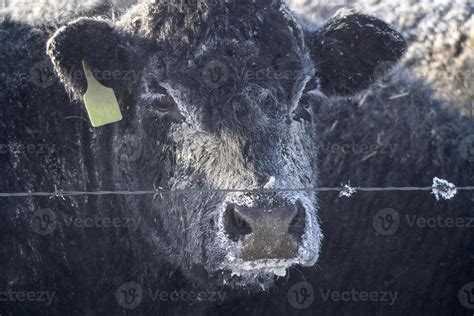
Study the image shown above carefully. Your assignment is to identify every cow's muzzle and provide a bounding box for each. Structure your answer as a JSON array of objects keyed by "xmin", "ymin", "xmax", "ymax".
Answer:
[{"xmin": 223, "ymin": 201, "xmax": 306, "ymax": 260}]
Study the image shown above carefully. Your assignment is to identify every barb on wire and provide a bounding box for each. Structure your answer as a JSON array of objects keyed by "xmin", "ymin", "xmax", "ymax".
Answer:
[
  {"xmin": 431, "ymin": 177, "xmax": 457, "ymax": 201},
  {"xmin": 153, "ymin": 185, "xmax": 164, "ymax": 200},
  {"xmin": 339, "ymin": 183, "xmax": 357, "ymax": 198},
  {"xmin": 49, "ymin": 185, "xmax": 65, "ymax": 200}
]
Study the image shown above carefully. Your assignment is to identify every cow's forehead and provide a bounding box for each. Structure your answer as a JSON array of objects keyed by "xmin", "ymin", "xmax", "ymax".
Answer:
[
  {"xmin": 153, "ymin": 36, "xmax": 306, "ymax": 85},
  {"xmin": 138, "ymin": 3, "xmax": 310, "ymax": 93},
  {"xmin": 193, "ymin": 39, "xmax": 260, "ymax": 60}
]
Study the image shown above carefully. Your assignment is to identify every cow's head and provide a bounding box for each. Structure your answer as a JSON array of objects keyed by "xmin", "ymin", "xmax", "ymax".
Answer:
[{"xmin": 47, "ymin": 1, "xmax": 405, "ymax": 290}]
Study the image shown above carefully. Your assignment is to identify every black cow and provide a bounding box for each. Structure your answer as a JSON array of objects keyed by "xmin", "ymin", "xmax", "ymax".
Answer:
[{"xmin": 0, "ymin": 0, "xmax": 472, "ymax": 315}]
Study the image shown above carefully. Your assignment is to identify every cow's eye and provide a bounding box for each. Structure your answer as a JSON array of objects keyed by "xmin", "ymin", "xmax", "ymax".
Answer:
[
  {"xmin": 292, "ymin": 100, "xmax": 312, "ymax": 122},
  {"xmin": 154, "ymin": 94, "xmax": 176, "ymax": 113},
  {"xmin": 152, "ymin": 85, "xmax": 178, "ymax": 113},
  {"xmin": 292, "ymin": 87, "xmax": 315, "ymax": 122},
  {"xmin": 140, "ymin": 93, "xmax": 177, "ymax": 113},
  {"xmin": 140, "ymin": 85, "xmax": 178, "ymax": 114},
  {"xmin": 292, "ymin": 77, "xmax": 325, "ymax": 122}
]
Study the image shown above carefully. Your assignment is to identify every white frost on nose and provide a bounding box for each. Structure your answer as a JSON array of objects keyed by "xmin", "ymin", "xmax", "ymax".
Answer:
[
  {"xmin": 273, "ymin": 267, "xmax": 287, "ymax": 277},
  {"xmin": 263, "ymin": 176, "xmax": 276, "ymax": 189},
  {"xmin": 216, "ymin": 195, "xmax": 322, "ymax": 281}
]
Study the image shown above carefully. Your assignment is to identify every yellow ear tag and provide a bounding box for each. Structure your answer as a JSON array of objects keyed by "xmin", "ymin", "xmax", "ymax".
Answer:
[{"xmin": 82, "ymin": 60, "xmax": 123, "ymax": 127}]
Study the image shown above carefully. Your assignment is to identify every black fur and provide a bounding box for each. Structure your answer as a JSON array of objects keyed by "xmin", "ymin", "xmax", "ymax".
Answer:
[
  {"xmin": 308, "ymin": 9, "xmax": 407, "ymax": 95},
  {"xmin": 0, "ymin": 1, "xmax": 472, "ymax": 315}
]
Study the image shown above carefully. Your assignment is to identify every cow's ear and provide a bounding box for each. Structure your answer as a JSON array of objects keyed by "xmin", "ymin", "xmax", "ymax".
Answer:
[
  {"xmin": 47, "ymin": 18, "xmax": 145, "ymax": 101},
  {"xmin": 307, "ymin": 9, "xmax": 407, "ymax": 96}
]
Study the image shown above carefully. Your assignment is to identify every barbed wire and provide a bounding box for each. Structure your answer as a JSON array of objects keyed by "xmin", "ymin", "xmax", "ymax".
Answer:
[
  {"xmin": 0, "ymin": 180, "xmax": 472, "ymax": 200},
  {"xmin": 1, "ymin": 187, "xmax": 474, "ymax": 197}
]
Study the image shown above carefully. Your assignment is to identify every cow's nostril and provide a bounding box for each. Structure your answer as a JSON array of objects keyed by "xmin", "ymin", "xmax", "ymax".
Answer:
[
  {"xmin": 288, "ymin": 202, "xmax": 306, "ymax": 243},
  {"xmin": 223, "ymin": 204, "xmax": 252, "ymax": 241},
  {"xmin": 222, "ymin": 202, "xmax": 308, "ymax": 261}
]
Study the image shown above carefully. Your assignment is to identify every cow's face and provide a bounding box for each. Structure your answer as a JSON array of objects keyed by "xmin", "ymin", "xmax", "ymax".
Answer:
[{"xmin": 47, "ymin": 1, "xmax": 405, "ymax": 290}]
